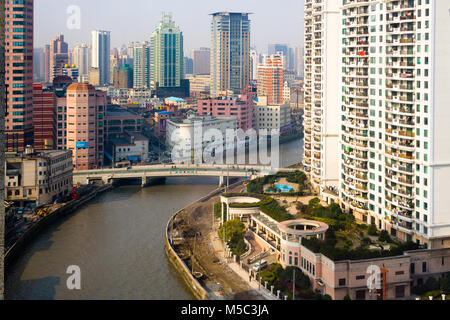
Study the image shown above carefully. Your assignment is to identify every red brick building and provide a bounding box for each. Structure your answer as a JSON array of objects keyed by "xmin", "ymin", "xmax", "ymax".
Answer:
[{"xmin": 32, "ymin": 83, "xmax": 56, "ymax": 151}]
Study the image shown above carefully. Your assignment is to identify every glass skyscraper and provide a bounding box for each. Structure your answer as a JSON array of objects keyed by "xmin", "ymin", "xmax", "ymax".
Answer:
[
  {"xmin": 210, "ymin": 12, "xmax": 251, "ymax": 97},
  {"xmin": 150, "ymin": 13, "xmax": 184, "ymax": 90}
]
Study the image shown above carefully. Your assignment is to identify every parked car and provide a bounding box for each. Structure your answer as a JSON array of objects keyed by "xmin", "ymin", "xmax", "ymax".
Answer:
[{"xmin": 252, "ymin": 260, "xmax": 268, "ymax": 272}]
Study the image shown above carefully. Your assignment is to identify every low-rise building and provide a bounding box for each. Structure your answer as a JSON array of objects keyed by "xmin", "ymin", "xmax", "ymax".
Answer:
[
  {"xmin": 166, "ymin": 114, "xmax": 237, "ymax": 156},
  {"xmin": 254, "ymin": 96, "xmax": 291, "ymax": 134},
  {"xmin": 221, "ymin": 194, "xmax": 450, "ymax": 300},
  {"xmin": 197, "ymin": 93, "xmax": 254, "ymax": 131},
  {"xmin": 106, "ymin": 131, "xmax": 149, "ymax": 165},
  {"xmin": 104, "ymin": 107, "xmax": 143, "ymax": 142},
  {"xmin": 4, "ymin": 147, "xmax": 73, "ymax": 206}
]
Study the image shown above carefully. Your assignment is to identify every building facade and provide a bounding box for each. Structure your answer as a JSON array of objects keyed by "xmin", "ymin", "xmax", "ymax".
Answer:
[
  {"xmin": 339, "ymin": 0, "xmax": 450, "ymax": 248},
  {"xmin": 192, "ymin": 47, "xmax": 210, "ymax": 75},
  {"xmin": 71, "ymin": 43, "xmax": 91, "ymax": 83},
  {"xmin": 210, "ymin": 12, "xmax": 251, "ymax": 97},
  {"xmin": 4, "ymin": 0, "xmax": 34, "ymax": 152},
  {"xmin": 302, "ymin": 0, "xmax": 340, "ymax": 192},
  {"xmin": 254, "ymin": 96, "xmax": 291, "ymax": 134},
  {"xmin": 4, "ymin": 149, "xmax": 73, "ymax": 206},
  {"xmin": 257, "ymin": 53, "xmax": 284, "ymax": 105},
  {"xmin": 49, "ymin": 34, "xmax": 69, "ymax": 82},
  {"xmin": 91, "ymin": 30, "xmax": 111, "ymax": 86},
  {"xmin": 150, "ymin": 13, "xmax": 184, "ymax": 90},
  {"xmin": 66, "ymin": 83, "xmax": 106, "ymax": 170},
  {"xmin": 133, "ymin": 42, "xmax": 150, "ymax": 89},
  {"xmin": 32, "ymin": 83, "xmax": 56, "ymax": 151},
  {"xmin": 197, "ymin": 93, "xmax": 254, "ymax": 131}
]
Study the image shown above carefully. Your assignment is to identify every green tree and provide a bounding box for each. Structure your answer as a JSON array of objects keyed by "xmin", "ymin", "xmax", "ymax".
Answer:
[{"xmin": 218, "ymin": 219, "xmax": 245, "ymax": 243}]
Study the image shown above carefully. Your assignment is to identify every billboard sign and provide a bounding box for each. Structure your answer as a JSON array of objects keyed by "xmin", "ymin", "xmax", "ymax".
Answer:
[{"xmin": 76, "ymin": 141, "xmax": 89, "ymax": 149}]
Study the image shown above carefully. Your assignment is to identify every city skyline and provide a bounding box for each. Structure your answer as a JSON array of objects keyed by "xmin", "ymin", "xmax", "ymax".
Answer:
[{"xmin": 34, "ymin": 0, "xmax": 305, "ymax": 53}]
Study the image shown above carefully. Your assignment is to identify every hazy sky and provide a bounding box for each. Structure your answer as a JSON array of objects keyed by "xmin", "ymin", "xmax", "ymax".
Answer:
[{"xmin": 35, "ymin": 0, "xmax": 305, "ymax": 54}]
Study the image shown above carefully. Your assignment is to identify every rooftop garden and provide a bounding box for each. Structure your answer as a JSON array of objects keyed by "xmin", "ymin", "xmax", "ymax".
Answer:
[
  {"xmin": 247, "ymin": 170, "xmax": 308, "ymax": 196},
  {"xmin": 298, "ymin": 198, "xmax": 423, "ymax": 261},
  {"xmin": 221, "ymin": 193, "xmax": 293, "ymax": 222}
]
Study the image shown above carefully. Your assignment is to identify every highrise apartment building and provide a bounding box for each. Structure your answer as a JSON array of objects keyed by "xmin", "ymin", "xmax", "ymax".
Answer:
[
  {"xmin": 66, "ymin": 83, "xmax": 105, "ymax": 170},
  {"xmin": 340, "ymin": 0, "xmax": 450, "ymax": 248},
  {"xmin": 150, "ymin": 13, "xmax": 184, "ymax": 90},
  {"xmin": 257, "ymin": 53, "xmax": 284, "ymax": 105},
  {"xmin": 49, "ymin": 34, "xmax": 69, "ymax": 82},
  {"xmin": 210, "ymin": 12, "xmax": 251, "ymax": 97},
  {"xmin": 133, "ymin": 42, "xmax": 150, "ymax": 89},
  {"xmin": 302, "ymin": 0, "xmax": 340, "ymax": 192},
  {"xmin": 71, "ymin": 43, "xmax": 91, "ymax": 82},
  {"xmin": 91, "ymin": 30, "xmax": 111, "ymax": 86},
  {"xmin": 4, "ymin": 0, "xmax": 34, "ymax": 152}
]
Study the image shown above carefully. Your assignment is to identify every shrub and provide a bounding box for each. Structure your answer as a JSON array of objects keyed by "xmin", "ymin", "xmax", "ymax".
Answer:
[
  {"xmin": 343, "ymin": 294, "xmax": 351, "ymax": 300},
  {"xmin": 214, "ymin": 202, "xmax": 222, "ymax": 219},
  {"xmin": 378, "ymin": 230, "xmax": 392, "ymax": 243},
  {"xmin": 368, "ymin": 224, "xmax": 378, "ymax": 236}
]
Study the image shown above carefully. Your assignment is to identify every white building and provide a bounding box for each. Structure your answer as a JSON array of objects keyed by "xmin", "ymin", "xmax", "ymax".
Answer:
[
  {"xmin": 254, "ymin": 96, "xmax": 291, "ymax": 134},
  {"xmin": 302, "ymin": 0, "xmax": 341, "ymax": 191},
  {"xmin": 91, "ymin": 30, "xmax": 111, "ymax": 86},
  {"xmin": 108, "ymin": 132, "xmax": 149, "ymax": 165},
  {"xmin": 339, "ymin": 0, "xmax": 450, "ymax": 248},
  {"xmin": 4, "ymin": 148, "xmax": 73, "ymax": 206},
  {"xmin": 71, "ymin": 43, "xmax": 91, "ymax": 82},
  {"xmin": 166, "ymin": 114, "xmax": 237, "ymax": 157}
]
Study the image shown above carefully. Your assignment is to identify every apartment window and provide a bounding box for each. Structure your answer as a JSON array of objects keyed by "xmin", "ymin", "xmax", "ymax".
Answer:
[
  {"xmin": 422, "ymin": 262, "xmax": 427, "ymax": 273},
  {"xmin": 356, "ymin": 275, "xmax": 365, "ymax": 280},
  {"xmin": 339, "ymin": 278, "xmax": 346, "ymax": 286}
]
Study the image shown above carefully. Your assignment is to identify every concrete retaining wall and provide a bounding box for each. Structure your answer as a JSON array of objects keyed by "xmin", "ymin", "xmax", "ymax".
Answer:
[{"xmin": 164, "ymin": 180, "xmax": 245, "ymax": 300}]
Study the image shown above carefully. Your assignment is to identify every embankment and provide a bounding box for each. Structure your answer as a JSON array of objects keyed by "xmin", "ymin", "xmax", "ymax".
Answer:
[{"xmin": 4, "ymin": 184, "xmax": 113, "ymax": 269}]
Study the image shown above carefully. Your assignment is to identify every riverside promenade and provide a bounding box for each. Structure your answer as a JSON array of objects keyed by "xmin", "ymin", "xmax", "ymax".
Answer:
[{"xmin": 167, "ymin": 180, "xmax": 280, "ymax": 300}]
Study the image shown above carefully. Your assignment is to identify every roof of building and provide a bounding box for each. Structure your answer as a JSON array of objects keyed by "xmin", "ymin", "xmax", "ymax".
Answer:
[{"xmin": 165, "ymin": 97, "xmax": 186, "ymax": 102}]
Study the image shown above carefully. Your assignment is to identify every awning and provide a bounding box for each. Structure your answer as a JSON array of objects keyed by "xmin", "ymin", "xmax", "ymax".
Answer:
[{"xmin": 127, "ymin": 156, "xmax": 137, "ymax": 161}]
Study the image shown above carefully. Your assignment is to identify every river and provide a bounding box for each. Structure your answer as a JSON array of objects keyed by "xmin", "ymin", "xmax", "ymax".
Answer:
[{"xmin": 5, "ymin": 137, "xmax": 303, "ymax": 299}]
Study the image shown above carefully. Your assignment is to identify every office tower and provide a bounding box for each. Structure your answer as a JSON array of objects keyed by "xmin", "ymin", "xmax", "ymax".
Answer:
[
  {"xmin": 302, "ymin": 0, "xmax": 340, "ymax": 192},
  {"xmin": 340, "ymin": 0, "xmax": 450, "ymax": 248},
  {"xmin": 110, "ymin": 53, "xmax": 118, "ymax": 84},
  {"xmin": 66, "ymin": 83, "xmax": 105, "ymax": 170},
  {"xmin": 133, "ymin": 42, "xmax": 150, "ymax": 89},
  {"xmin": 32, "ymin": 84, "xmax": 56, "ymax": 151},
  {"xmin": 71, "ymin": 43, "xmax": 91, "ymax": 82},
  {"xmin": 250, "ymin": 49, "xmax": 259, "ymax": 81},
  {"xmin": 294, "ymin": 46, "xmax": 304, "ymax": 78},
  {"xmin": 210, "ymin": 12, "xmax": 251, "ymax": 97},
  {"xmin": 91, "ymin": 30, "xmax": 111, "ymax": 86},
  {"xmin": 257, "ymin": 53, "xmax": 284, "ymax": 105},
  {"xmin": 192, "ymin": 47, "xmax": 210, "ymax": 75},
  {"xmin": 5, "ymin": 0, "xmax": 34, "ymax": 152},
  {"xmin": 0, "ymin": 0, "xmax": 5, "ymax": 300},
  {"xmin": 184, "ymin": 56, "xmax": 193, "ymax": 76},
  {"xmin": 44, "ymin": 44, "xmax": 50, "ymax": 83},
  {"xmin": 286, "ymin": 47, "xmax": 295, "ymax": 71},
  {"xmin": 33, "ymin": 48, "xmax": 45, "ymax": 81},
  {"xmin": 49, "ymin": 34, "xmax": 69, "ymax": 81},
  {"xmin": 150, "ymin": 13, "xmax": 184, "ymax": 89},
  {"xmin": 114, "ymin": 64, "xmax": 133, "ymax": 89}
]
